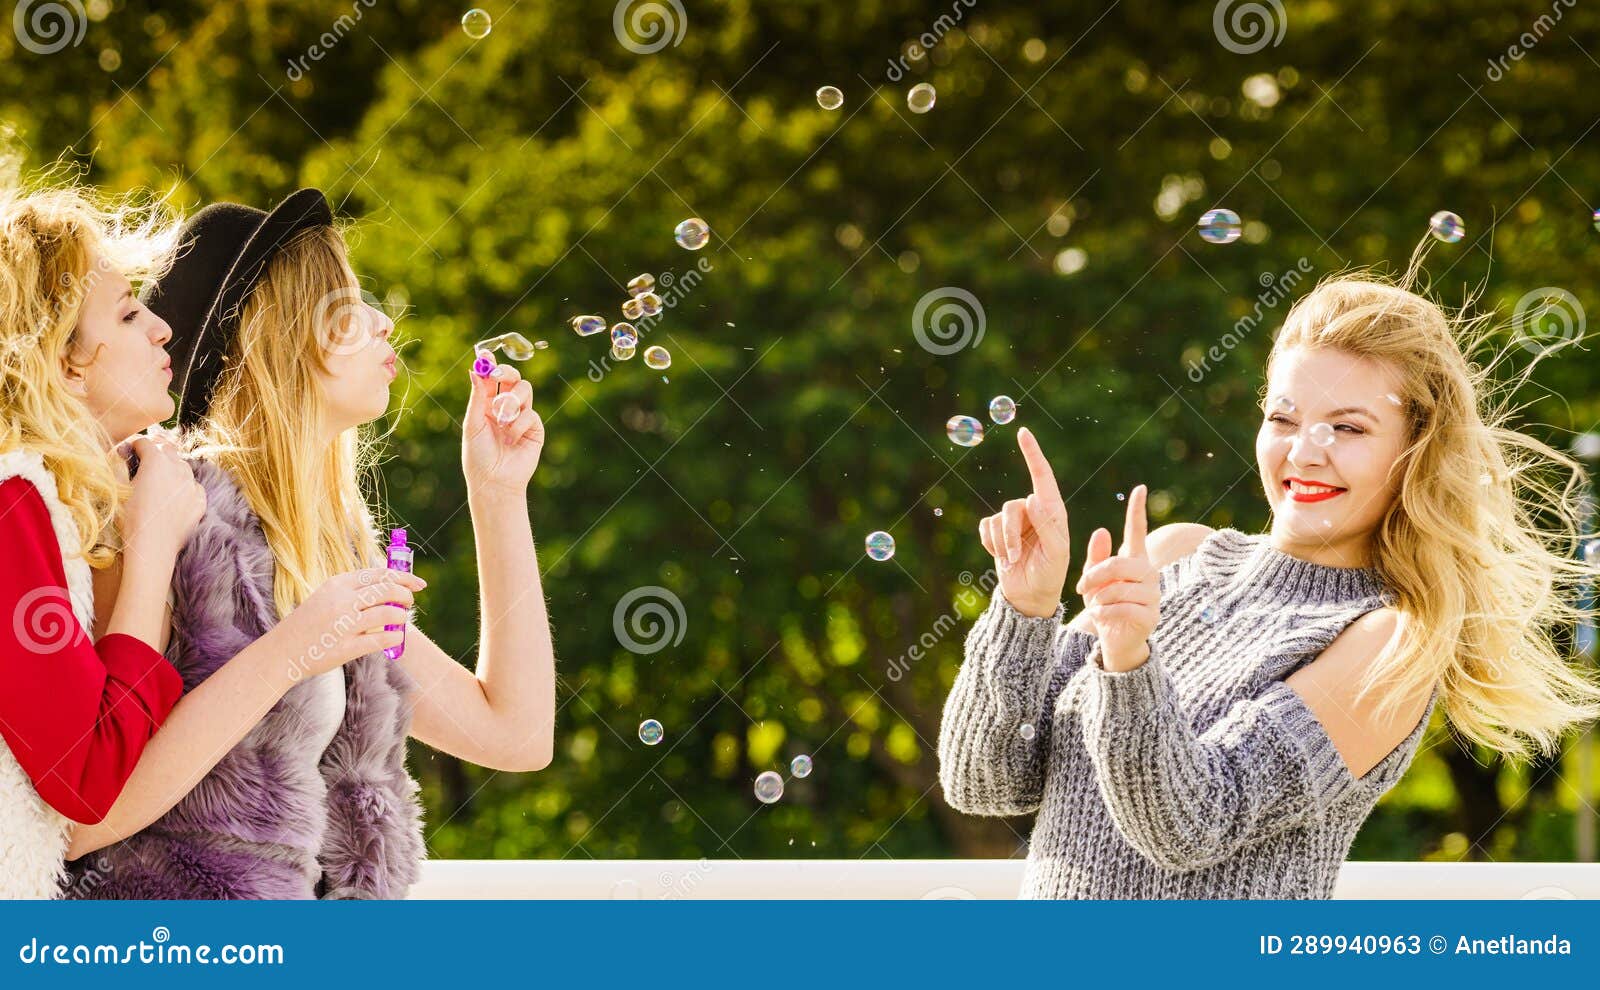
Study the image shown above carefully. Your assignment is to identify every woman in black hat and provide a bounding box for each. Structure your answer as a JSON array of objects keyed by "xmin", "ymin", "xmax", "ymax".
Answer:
[{"xmin": 64, "ymin": 189, "xmax": 555, "ymax": 898}]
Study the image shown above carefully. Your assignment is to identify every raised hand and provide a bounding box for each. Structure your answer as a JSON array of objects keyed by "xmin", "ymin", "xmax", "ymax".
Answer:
[
  {"xmin": 1074, "ymin": 484, "xmax": 1160, "ymax": 670},
  {"xmin": 462, "ymin": 359, "xmax": 545, "ymax": 498},
  {"xmin": 977, "ymin": 427, "xmax": 1072, "ymax": 618}
]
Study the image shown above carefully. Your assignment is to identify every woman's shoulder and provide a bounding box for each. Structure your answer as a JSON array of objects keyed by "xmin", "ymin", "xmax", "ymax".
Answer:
[{"xmin": 1148, "ymin": 523, "xmax": 1214, "ymax": 568}]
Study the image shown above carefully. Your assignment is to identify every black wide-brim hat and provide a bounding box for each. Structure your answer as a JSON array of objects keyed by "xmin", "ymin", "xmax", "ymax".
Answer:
[{"xmin": 145, "ymin": 188, "xmax": 333, "ymax": 426}]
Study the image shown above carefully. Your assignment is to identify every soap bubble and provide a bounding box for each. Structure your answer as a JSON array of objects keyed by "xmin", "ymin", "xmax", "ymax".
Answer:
[
  {"xmin": 1309, "ymin": 422, "xmax": 1335, "ymax": 447},
  {"xmin": 946, "ymin": 415, "xmax": 984, "ymax": 447},
  {"xmin": 1272, "ymin": 395, "xmax": 1296, "ymax": 414},
  {"xmin": 497, "ymin": 332, "xmax": 538, "ymax": 360},
  {"xmin": 570, "ymin": 315, "xmax": 606, "ymax": 337},
  {"xmin": 612, "ymin": 341, "xmax": 637, "ymax": 361},
  {"xmin": 790, "ymin": 754, "xmax": 813, "ymax": 778},
  {"xmin": 1018, "ymin": 722, "xmax": 1036, "ymax": 741},
  {"xmin": 816, "ymin": 86, "xmax": 844, "ymax": 110},
  {"xmin": 865, "ymin": 530, "xmax": 895, "ymax": 562},
  {"xmin": 1584, "ymin": 539, "xmax": 1600, "ymax": 564},
  {"xmin": 622, "ymin": 297, "xmax": 644, "ymax": 321},
  {"xmin": 627, "ymin": 273, "xmax": 656, "ymax": 297},
  {"xmin": 988, "ymin": 395, "xmax": 1017, "ymax": 425},
  {"xmin": 638, "ymin": 719, "xmax": 664, "ymax": 745},
  {"xmin": 1593, "ymin": 208, "xmax": 1600, "ymax": 232},
  {"xmin": 643, "ymin": 345, "xmax": 671, "ymax": 370},
  {"xmin": 461, "ymin": 8, "xmax": 491, "ymax": 39},
  {"xmin": 933, "ymin": 507, "xmax": 943, "ymax": 517},
  {"xmin": 1429, "ymin": 210, "xmax": 1464, "ymax": 244},
  {"xmin": 611, "ymin": 322, "xmax": 637, "ymax": 347},
  {"xmin": 491, "ymin": 393, "xmax": 522, "ymax": 426},
  {"xmin": 638, "ymin": 292, "xmax": 663, "ymax": 317},
  {"xmin": 674, "ymin": 217, "xmax": 710, "ymax": 251},
  {"xmin": 1197, "ymin": 208, "xmax": 1242, "ymax": 244},
  {"xmin": 907, "ymin": 83, "xmax": 937, "ymax": 113},
  {"xmin": 754, "ymin": 771, "xmax": 784, "ymax": 804}
]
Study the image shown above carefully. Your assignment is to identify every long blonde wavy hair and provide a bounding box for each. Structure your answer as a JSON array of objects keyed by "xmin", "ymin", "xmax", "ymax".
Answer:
[
  {"xmin": 0, "ymin": 166, "xmax": 181, "ymax": 567},
  {"xmin": 1268, "ymin": 254, "xmax": 1600, "ymax": 761},
  {"xmin": 185, "ymin": 225, "xmax": 384, "ymax": 619}
]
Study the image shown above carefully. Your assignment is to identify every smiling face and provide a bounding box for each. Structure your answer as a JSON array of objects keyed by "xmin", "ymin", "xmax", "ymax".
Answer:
[
  {"xmin": 64, "ymin": 257, "xmax": 176, "ymax": 442},
  {"xmin": 1256, "ymin": 346, "xmax": 1410, "ymax": 567}
]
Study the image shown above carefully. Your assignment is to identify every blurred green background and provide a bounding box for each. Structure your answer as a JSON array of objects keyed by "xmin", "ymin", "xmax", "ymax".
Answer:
[{"xmin": 3, "ymin": 0, "xmax": 1597, "ymax": 863}]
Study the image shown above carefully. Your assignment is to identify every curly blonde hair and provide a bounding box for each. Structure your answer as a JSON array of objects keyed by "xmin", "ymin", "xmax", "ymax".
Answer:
[
  {"xmin": 0, "ymin": 161, "xmax": 182, "ymax": 567},
  {"xmin": 1268, "ymin": 251, "xmax": 1600, "ymax": 761}
]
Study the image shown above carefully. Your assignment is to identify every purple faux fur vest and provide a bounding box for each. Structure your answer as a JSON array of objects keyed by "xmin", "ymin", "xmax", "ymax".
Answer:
[{"xmin": 63, "ymin": 458, "xmax": 425, "ymax": 899}]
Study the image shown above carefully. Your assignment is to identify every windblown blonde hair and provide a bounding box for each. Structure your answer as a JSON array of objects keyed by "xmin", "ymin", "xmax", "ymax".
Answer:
[
  {"xmin": 1267, "ymin": 253, "xmax": 1600, "ymax": 761},
  {"xmin": 0, "ymin": 164, "xmax": 181, "ymax": 567},
  {"xmin": 185, "ymin": 225, "xmax": 383, "ymax": 619}
]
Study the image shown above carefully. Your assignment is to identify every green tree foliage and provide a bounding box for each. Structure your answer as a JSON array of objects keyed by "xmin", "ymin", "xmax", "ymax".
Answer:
[{"xmin": 4, "ymin": 0, "xmax": 1597, "ymax": 861}]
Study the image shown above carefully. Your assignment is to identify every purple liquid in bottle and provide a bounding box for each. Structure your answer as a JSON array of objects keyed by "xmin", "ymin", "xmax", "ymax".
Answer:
[{"xmin": 384, "ymin": 528, "xmax": 413, "ymax": 660}]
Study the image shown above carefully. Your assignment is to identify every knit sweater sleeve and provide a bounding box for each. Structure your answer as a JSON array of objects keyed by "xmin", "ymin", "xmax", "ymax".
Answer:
[
  {"xmin": 937, "ymin": 594, "xmax": 1092, "ymax": 817},
  {"xmin": 1074, "ymin": 640, "xmax": 1363, "ymax": 872}
]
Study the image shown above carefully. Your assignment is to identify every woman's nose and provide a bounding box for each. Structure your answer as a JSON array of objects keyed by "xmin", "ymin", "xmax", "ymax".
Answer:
[{"xmin": 150, "ymin": 314, "xmax": 173, "ymax": 347}]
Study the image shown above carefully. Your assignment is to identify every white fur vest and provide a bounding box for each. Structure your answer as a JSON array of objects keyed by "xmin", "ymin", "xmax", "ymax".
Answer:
[{"xmin": 0, "ymin": 449, "xmax": 94, "ymax": 899}]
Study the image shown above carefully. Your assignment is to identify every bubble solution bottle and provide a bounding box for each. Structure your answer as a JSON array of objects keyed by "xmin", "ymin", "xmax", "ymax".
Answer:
[{"xmin": 384, "ymin": 528, "xmax": 413, "ymax": 661}]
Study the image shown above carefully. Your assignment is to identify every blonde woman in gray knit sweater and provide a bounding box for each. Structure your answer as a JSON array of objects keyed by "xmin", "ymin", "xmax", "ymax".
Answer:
[{"xmin": 939, "ymin": 272, "xmax": 1600, "ymax": 898}]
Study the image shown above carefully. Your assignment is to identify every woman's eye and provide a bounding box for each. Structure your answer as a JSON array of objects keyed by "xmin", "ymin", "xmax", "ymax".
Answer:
[
  {"xmin": 1336, "ymin": 424, "xmax": 1364, "ymax": 434},
  {"xmin": 1267, "ymin": 414, "xmax": 1294, "ymax": 427},
  {"xmin": 122, "ymin": 308, "xmax": 139, "ymax": 323}
]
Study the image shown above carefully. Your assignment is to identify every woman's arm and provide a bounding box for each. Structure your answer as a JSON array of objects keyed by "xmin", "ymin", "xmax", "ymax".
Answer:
[
  {"xmin": 399, "ymin": 360, "xmax": 555, "ymax": 772},
  {"xmin": 401, "ymin": 488, "xmax": 555, "ymax": 771},
  {"xmin": 937, "ymin": 595, "xmax": 1088, "ymax": 816},
  {"xmin": 0, "ymin": 478, "xmax": 185, "ymax": 825},
  {"xmin": 1073, "ymin": 609, "xmax": 1433, "ymax": 872},
  {"xmin": 64, "ymin": 638, "xmax": 297, "ymax": 857}
]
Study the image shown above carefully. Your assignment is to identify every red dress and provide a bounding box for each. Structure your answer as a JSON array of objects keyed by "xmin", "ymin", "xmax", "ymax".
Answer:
[{"xmin": 0, "ymin": 477, "xmax": 183, "ymax": 824}]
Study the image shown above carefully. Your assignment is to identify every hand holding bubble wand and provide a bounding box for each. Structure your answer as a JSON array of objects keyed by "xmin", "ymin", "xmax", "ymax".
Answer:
[{"xmin": 466, "ymin": 334, "xmax": 546, "ymax": 497}]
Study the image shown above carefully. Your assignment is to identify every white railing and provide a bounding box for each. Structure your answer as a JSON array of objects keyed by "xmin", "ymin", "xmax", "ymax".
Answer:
[{"xmin": 409, "ymin": 860, "xmax": 1597, "ymax": 899}]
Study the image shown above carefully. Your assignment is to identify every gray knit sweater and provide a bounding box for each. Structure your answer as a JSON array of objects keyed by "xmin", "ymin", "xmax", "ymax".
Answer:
[{"xmin": 939, "ymin": 526, "xmax": 1438, "ymax": 899}]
